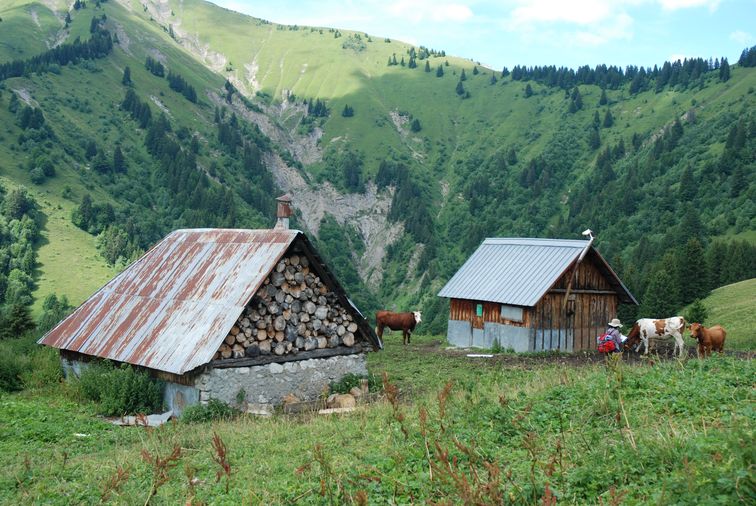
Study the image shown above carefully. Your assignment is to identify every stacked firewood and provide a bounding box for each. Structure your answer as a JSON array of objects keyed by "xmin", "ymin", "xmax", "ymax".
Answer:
[{"xmin": 215, "ymin": 253, "xmax": 359, "ymax": 360}]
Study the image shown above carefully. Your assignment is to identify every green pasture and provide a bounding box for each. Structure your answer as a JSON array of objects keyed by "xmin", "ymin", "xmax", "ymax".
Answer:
[
  {"xmin": 0, "ymin": 332, "xmax": 753, "ymax": 504},
  {"xmin": 689, "ymin": 278, "xmax": 756, "ymax": 351}
]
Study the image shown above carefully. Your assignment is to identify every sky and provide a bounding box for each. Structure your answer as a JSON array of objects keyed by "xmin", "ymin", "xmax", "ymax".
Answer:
[{"xmin": 213, "ymin": 0, "xmax": 755, "ymax": 70}]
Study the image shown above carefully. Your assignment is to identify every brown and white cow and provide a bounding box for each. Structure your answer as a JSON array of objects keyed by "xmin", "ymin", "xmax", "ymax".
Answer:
[
  {"xmin": 376, "ymin": 310, "xmax": 422, "ymax": 345},
  {"xmin": 624, "ymin": 316, "xmax": 686, "ymax": 358},
  {"xmin": 689, "ymin": 323, "xmax": 726, "ymax": 357}
]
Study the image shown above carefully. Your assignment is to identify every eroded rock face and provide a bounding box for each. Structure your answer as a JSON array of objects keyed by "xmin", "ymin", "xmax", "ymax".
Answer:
[{"xmin": 263, "ymin": 152, "xmax": 403, "ymax": 289}]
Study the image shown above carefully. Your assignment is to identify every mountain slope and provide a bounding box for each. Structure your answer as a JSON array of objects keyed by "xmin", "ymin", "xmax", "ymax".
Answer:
[{"xmin": 0, "ymin": 0, "xmax": 754, "ymax": 330}]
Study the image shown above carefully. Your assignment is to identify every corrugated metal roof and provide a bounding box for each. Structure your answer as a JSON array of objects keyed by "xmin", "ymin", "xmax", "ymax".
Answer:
[
  {"xmin": 39, "ymin": 229, "xmax": 301, "ymax": 375},
  {"xmin": 438, "ymin": 237, "xmax": 636, "ymax": 306}
]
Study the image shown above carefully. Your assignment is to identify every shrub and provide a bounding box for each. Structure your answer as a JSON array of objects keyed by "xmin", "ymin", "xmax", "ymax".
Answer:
[
  {"xmin": 0, "ymin": 347, "xmax": 27, "ymax": 392},
  {"xmin": 20, "ymin": 346, "xmax": 61, "ymax": 389},
  {"xmin": 685, "ymin": 298, "xmax": 708, "ymax": 324},
  {"xmin": 181, "ymin": 398, "xmax": 239, "ymax": 423},
  {"xmin": 491, "ymin": 338, "xmax": 502, "ymax": 353},
  {"xmin": 76, "ymin": 360, "xmax": 112, "ymax": 401},
  {"xmin": 78, "ymin": 361, "xmax": 164, "ymax": 415},
  {"xmin": 329, "ymin": 373, "xmax": 381, "ymax": 394},
  {"xmin": 0, "ymin": 336, "xmax": 42, "ymax": 392}
]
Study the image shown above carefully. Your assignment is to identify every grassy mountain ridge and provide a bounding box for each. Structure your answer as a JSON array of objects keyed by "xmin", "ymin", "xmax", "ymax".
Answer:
[{"xmin": 0, "ymin": 0, "xmax": 753, "ymax": 330}]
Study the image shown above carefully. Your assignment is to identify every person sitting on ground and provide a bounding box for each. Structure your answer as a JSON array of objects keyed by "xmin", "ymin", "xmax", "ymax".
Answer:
[{"xmin": 605, "ymin": 318, "xmax": 625, "ymax": 353}]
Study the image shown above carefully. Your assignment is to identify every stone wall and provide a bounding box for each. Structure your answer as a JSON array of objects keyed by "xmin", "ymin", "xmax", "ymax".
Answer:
[{"xmin": 194, "ymin": 353, "xmax": 367, "ymax": 407}]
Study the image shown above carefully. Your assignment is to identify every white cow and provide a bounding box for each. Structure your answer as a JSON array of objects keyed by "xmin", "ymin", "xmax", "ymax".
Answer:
[{"xmin": 625, "ymin": 317, "xmax": 687, "ymax": 358}]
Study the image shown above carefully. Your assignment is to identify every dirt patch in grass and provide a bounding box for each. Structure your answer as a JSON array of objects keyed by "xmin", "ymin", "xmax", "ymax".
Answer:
[{"xmin": 405, "ymin": 338, "xmax": 752, "ymax": 367}]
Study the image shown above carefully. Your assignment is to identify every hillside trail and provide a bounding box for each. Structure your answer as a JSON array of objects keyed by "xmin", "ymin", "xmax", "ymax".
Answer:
[{"xmin": 405, "ymin": 338, "xmax": 753, "ymax": 368}]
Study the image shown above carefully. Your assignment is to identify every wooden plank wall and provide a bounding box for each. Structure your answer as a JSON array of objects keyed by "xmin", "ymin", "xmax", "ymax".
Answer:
[
  {"xmin": 449, "ymin": 299, "xmax": 474, "ymax": 321},
  {"xmin": 552, "ymin": 257, "xmax": 612, "ymax": 291},
  {"xmin": 449, "ymin": 299, "xmax": 529, "ymax": 328},
  {"xmin": 532, "ymin": 294, "xmax": 571, "ymax": 350},
  {"xmin": 572, "ymin": 293, "xmax": 617, "ymax": 350},
  {"xmin": 537, "ymin": 256, "xmax": 619, "ymax": 351}
]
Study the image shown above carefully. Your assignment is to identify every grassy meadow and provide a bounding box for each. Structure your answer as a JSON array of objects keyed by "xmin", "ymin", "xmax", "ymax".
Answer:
[
  {"xmin": 0, "ymin": 333, "xmax": 753, "ymax": 504},
  {"xmin": 686, "ymin": 279, "xmax": 756, "ymax": 351}
]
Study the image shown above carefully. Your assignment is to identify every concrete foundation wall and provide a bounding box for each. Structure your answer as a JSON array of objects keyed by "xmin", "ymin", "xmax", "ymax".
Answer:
[
  {"xmin": 533, "ymin": 329, "xmax": 574, "ymax": 352},
  {"xmin": 164, "ymin": 382, "xmax": 200, "ymax": 417},
  {"xmin": 61, "ymin": 355, "xmax": 87, "ymax": 378},
  {"xmin": 447, "ymin": 320, "xmax": 531, "ymax": 352},
  {"xmin": 194, "ymin": 354, "xmax": 368, "ymax": 407},
  {"xmin": 483, "ymin": 323, "xmax": 531, "ymax": 352},
  {"xmin": 447, "ymin": 320, "xmax": 472, "ymax": 347}
]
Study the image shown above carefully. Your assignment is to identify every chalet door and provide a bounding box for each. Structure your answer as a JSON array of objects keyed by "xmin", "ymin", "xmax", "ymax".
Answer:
[{"xmin": 565, "ymin": 296, "xmax": 576, "ymax": 351}]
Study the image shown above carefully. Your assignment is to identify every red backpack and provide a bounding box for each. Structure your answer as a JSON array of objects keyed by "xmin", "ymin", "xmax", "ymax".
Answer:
[{"xmin": 597, "ymin": 333, "xmax": 616, "ymax": 353}]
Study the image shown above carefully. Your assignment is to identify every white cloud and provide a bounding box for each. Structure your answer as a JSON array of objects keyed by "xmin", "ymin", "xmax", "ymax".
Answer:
[
  {"xmin": 657, "ymin": 0, "xmax": 721, "ymax": 11},
  {"xmin": 386, "ymin": 0, "xmax": 474, "ymax": 23},
  {"xmin": 505, "ymin": 1, "xmax": 635, "ymax": 47},
  {"xmin": 574, "ymin": 12, "xmax": 634, "ymax": 46},
  {"xmin": 729, "ymin": 30, "xmax": 754, "ymax": 46},
  {"xmin": 510, "ymin": 0, "xmax": 614, "ymax": 25}
]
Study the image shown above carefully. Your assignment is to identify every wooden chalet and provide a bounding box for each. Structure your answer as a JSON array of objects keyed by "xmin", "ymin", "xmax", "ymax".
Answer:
[{"xmin": 438, "ymin": 238, "xmax": 637, "ymax": 352}]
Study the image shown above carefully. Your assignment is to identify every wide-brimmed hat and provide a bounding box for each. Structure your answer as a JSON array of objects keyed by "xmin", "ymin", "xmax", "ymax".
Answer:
[{"xmin": 608, "ymin": 318, "xmax": 623, "ymax": 328}]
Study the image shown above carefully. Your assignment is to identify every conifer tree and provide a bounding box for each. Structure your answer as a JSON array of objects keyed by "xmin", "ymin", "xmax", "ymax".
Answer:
[
  {"xmin": 92, "ymin": 150, "xmax": 111, "ymax": 174},
  {"xmin": 113, "ymin": 146, "xmax": 126, "ymax": 173},
  {"xmin": 571, "ymin": 87, "xmax": 583, "ymax": 110},
  {"xmin": 641, "ymin": 256, "xmax": 679, "ymax": 316},
  {"xmin": 719, "ymin": 57, "xmax": 730, "ymax": 81},
  {"xmin": 436, "ymin": 65, "xmax": 444, "ymax": 77},
  {"xmin": 678, "ymin": 164, "xmax": 695, "ymax": 201},
  {"xmin": 460, "ymin": 68, "xmax": 467, "ymax": 81},
  {"xmin": 472, "ymin": 66, "xmax": 479, "ymax": 75},
  {"xmin": 8, "ymin": 92, "xmax": 19, "ymax": 113},
  {"xmin": 122, "ymin": 65, "xmax": 132, "ymax": 85},
  {"xmin": 588, "ymin": 128, "xmax": 600, "ymax": 150},
  {"xmin": 524, "ymin": 83, "xmax": 533, "ymax": 98},
  {"xmin": 677, "ymin": 238, "xmax": 707, "ymax": 304},
  {"xmin": 602, "ymin": 109, "xmax": 613, "ymax": 128},
  {"xmin": 685, "ymin": 299, "xmax": 708, "ymax": 325},
  {"xmin": 85, "ymin": 140, "xmax": 98, "ymax": 160},
  {"xmin": 455, "ymin": 80, "xmax": 465, "ymax": 96},
  {"xmin": 0, "ymin": 304, "xmax": 35, "ymax": 338},
  {"xmin": 424, "ymin": 60, "xmax": 431, "ymax": 72},
  {"xmin": 599, "ymin": 88, "xmax": 608, "ymax": 105}
]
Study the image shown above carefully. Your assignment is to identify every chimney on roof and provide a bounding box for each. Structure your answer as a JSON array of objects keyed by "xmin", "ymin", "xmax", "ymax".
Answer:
[{"xmin": 275, "ymin": 194, "xmax": 292, "ymax": 230}]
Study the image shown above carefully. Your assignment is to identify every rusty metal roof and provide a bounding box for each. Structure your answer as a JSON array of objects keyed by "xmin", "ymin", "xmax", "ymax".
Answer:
[
  {"xmin": 438, "ymin": 238, "xmax": 636, "ymax": 306},
  {"xmin": 39, "ymin": 229, "xmax": 306, "ymax": 375}
]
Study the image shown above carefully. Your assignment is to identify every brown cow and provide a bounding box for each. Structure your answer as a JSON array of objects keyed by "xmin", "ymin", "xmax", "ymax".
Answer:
[
  {"xmin": 376, "ymin": 310, "xmax": 422, "ymax": 345},
  {"xmin": 689, "ymin": 323, "xmax": 726, "ymax": 357}
]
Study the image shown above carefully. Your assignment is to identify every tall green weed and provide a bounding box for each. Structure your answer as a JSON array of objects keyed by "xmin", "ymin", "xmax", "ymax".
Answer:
[{"xmin": 77, "ymin": 361, "xmax": 164, "ymax": 416}]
